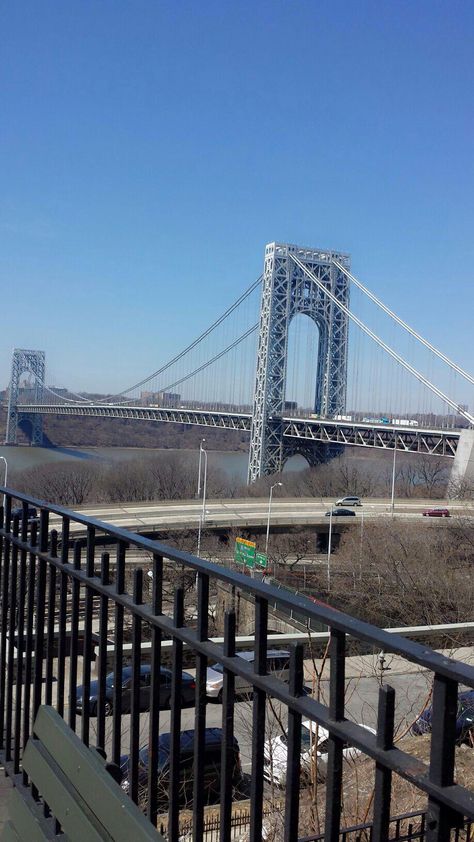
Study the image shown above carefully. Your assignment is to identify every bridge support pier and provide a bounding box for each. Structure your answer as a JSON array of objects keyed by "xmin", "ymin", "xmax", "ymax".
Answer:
[
  {"xmin": 248, "ymin": 242, "xmax": 350, "ymax": 483},
  {"xmin": 449, "ymin": 429, "xmax": 474, "ymax": 497},
  {"xmin": 5, "ymin": 349, "xmax": 45, "ymax": 446}
]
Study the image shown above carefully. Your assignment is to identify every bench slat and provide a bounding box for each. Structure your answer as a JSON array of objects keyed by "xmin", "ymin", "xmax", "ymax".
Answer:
[
  {"xmin": 7, "ymin": 787, "xmax": 52, "ymax": 842},
  {"xmin": 2, "ymin": 822, "xmax": 21, "ymax": 842},
  {"xmin": 32, "ymin": 706, "xmax": 163, "ymax": 842},
  {"xmin": 22, "ymin": 739, "xmax": 109, "ymax": 842}
]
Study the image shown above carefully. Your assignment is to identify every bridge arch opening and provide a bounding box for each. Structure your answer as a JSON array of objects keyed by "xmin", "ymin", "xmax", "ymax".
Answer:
[
  {"xmin": 283, "ymin": 453, "xmax": 312, "ymax": 472},
  {"xmin": 285, "ymin": 312, "xmax": 322, "ymax": 416},
  {"xmin": 18, "ymin": 417, "xmax": 34, "ymax": 443}
]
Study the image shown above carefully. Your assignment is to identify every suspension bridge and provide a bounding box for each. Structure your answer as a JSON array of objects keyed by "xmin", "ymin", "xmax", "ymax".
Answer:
[{"xmin": 5, "ymin": 241, "xmax": 474, "ymax": 486}]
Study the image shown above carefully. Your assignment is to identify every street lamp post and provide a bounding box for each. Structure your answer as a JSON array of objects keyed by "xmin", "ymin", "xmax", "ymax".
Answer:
[
  {"xmin": 0, "ymin": 456, "xmax": 7, "ymax": 511},
  {"xmin": 390, "ymin": 442, "xmax": 397, "ymax": 518},
  {"xmin": 197, "ymin": 438, "xmax": 206, "ymax": 498},
  {"xmin": 327, "ymin": 507, "xmax": 333, "ymax": 591},
  {"xmin": 197, "ymin": 444, "xmax": 208, "ymax": 557},
  {"xmin": 265, "ymin": 482, "xmax": 282, "ymax": 557}
]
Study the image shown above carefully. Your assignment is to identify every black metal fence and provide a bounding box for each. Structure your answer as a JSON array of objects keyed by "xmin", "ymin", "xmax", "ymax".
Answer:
[
  {"xmin": 300, "ymin": 810, "xmax": 473, "ymax": 841},
  {"xmin": 159, "ymin": 806, "xmax": 279, "ymax": 840},
  {"xmin": 160, "ymin": 808, "xmax": 474, "ymax": 842},
  {"xmin": 1, "ymin": 488, "xmax": 474, "ymax": 842}
]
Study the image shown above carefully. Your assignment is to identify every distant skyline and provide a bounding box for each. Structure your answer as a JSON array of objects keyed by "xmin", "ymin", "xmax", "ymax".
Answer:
[{"xmin": 1, "ymin": 1, "xmax": 473, "ymax": 395}]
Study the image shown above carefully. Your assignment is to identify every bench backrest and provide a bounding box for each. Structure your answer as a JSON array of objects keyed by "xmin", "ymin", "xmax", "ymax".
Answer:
[{"xmin": 4, "ymin": 705, "xmax": 163, "ymax": 842}]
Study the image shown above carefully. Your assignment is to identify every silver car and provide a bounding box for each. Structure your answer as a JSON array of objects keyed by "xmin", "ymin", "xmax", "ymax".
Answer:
[
  {"xmin": 335, "ymin": 496, "xmax": 362, "ymax": 507},
  {"xmin": 206, "ymin": 650, "xmax": 291, "ymax": 702}
]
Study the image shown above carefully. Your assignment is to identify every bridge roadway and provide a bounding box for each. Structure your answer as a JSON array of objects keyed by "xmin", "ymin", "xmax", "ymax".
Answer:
[
  {"xmin": 55, "ymin": 496, "xmax": 471, "ymax": 535},
  {"xmin": 18, "ymin": 404, "xmax": 461, "ymax": 457}
]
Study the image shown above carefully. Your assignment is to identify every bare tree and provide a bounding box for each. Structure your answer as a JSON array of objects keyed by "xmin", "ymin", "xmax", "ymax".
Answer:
[
  {"xmin": 13, "ymin": 461, "xmax": 98, "ymax": 505},
  {"xmin": 415, "ymin": 455, "xmax": 449, "ymax": 498}
]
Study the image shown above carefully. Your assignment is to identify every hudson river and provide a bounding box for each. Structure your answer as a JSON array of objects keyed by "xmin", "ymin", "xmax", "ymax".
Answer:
[{"xmin": 0, "ymin": 445, "xmax": 307, "ymax": 482}]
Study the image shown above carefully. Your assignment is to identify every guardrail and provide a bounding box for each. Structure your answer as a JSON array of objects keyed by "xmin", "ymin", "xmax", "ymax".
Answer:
[{"xmin": 1, "ymin": 486, "xmax": 474, "ymax": 841}]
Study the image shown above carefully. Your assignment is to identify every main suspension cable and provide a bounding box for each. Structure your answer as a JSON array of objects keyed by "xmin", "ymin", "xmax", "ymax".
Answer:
[
  {"xmin": 99, "ymin": 274, "xmax": 263, "ymax": 403},
  {"xmin": 291, "ymin": 253, "xmax": 474, "ymax": 426},
  {"xmin": 41, "ymin": 384, "xmax": 96, "ymax": 404},
  {"xmin": 157, "ymin": 324, "xmax": 259, "ymax": 394},
  {"xmin": 333, "ymin": 259, "xmax": 474, "ymax": 386}
]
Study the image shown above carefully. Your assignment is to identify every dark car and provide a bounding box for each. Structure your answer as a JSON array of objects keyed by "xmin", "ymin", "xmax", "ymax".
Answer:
[
  {"xmin": 120, "ymin": 727, "xmax": 242, "ymax": 807},
  {"xmin": 422, "ymin": 507, "xmax": 450, "ymax": 518},
  {"xmin": 76, "ymin": 665, "xmax": 195, "ymax": 716},
  {"xmin": 11, "ymin": 506, "xmax": 38, "ymax": 522},
  {"xmin": 325, "ymin": 508, "xmax": 356, "ymax": 517},
  {"xmin": 411, "ymin": 690, "xmax": 474, "ymax": 741}
]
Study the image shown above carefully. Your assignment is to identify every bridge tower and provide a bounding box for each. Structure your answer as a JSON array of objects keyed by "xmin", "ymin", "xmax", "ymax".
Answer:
[
  {"xmin": 5, "ymin": 349, "xmax": 45, "ymax": 445},
  {"xmin": 248, "ymin": 243, "xmax": 350, "ymax": 482}
]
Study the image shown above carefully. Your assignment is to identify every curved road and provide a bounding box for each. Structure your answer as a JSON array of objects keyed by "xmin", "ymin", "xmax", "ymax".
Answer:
[{"xmin": 63, "ymin": 497, "xmax": 471, "ymax": 533}]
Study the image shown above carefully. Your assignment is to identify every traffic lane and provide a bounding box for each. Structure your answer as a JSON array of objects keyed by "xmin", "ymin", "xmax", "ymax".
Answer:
[
  {"xmin": 61, "ymin": 515, "xmax": 466, "ymax": 537},
  {"xmin": 81, "ymin": 665, "xmax": 433, "ymax": 778},
  {"xmin": 56, "ymin": 496, "xmax": 474, "ymax": 524},
  {"xmin": 73, "ymin": 497, "xmax": 465, "ymax": 513},
  {"xmin": 59, "ymin": 508, "xmax": 472, "ymax": 534},
  {"xmin": 82, "ymin": 697, "xmax": 257, "ymax": 776}
]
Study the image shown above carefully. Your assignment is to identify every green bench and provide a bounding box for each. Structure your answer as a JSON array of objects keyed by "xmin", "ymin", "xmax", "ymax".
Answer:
[{"xmin": 2, "ymin": 705, "xmax": 164, "ymax": 841}]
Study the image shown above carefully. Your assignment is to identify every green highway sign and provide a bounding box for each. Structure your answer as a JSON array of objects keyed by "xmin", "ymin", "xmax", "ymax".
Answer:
[
  {"xmin": 234, "ymin": 537, "xmax": 256, "ymax": 568},
  {"xmin": 255, "ymin": 552, "xmax": 267, "ymax": 569}
]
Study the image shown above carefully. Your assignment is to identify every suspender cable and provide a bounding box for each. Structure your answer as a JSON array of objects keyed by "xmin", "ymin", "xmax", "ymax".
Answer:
[
  {"xmin": 332, "ymin": 260, "xmax": 474, "ymax": 387},
  {"xmin": 99, "ymin": 275, "xmax": 263, "ymax": 403},
  {"xmin": 157, "ymin": 324, "xmax": 259, "ymax": 394},
  {"xmin": 41, "ymin": 385, "xmax": 96, "ymax": 405},
  {"xmin": 290, "ymin": 253, "xmax": 474, "ymax": 427}
]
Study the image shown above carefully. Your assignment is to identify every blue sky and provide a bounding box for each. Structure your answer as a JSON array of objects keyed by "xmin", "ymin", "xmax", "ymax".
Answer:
[{"xmin": 1, "ymin": 0, "xmax": 473, "ymax": 394}]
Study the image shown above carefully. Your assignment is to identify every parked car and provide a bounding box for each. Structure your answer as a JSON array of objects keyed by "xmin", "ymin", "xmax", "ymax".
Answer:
[
  {"xmin": 422, "ymin": 507, "xmax": 450, "ymax": 518},
  {"xmin": 263, "ymin": 721, "xmax": 376, "ymax": 786},
  {"xmin": 325, "ymin": 508, "xmax": 356, "ymax": 517},
  {"xmin": 76, "ymin": 665, "xmax": 196, "ymax": 716},
  {"xmin": 334, "ymin": 496, "xmax": 362, "ymax": 507},
  {"xmin": 11, "ymin": 506, "xmax": 38, "ymax": 522},
  {"xmin": 206, "ymin": 650, "xmax": 290, "ymax": 702},
  {"xmin": 120, "ymin": 728, "xmax": 242, "ymax": 806},
  {"xmin": 411, "ymin": 690, "xmax": 474, "ymax": 742}
]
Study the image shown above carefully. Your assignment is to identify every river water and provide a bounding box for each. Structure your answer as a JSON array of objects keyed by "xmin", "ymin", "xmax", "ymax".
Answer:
[{"xmin": 0, "ymin": 444, "xmax": 307, "ymax": 483}]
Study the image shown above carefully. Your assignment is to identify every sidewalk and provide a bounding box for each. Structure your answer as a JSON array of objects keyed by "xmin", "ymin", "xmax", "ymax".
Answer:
[{"xmin": 0, "ymin": 771, "xmax": 13, "ymax": 834}]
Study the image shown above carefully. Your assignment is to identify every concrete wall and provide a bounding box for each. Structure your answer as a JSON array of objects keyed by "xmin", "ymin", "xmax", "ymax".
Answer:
[
  {"xmin": 215, "ymin": 582, "xmax": 300, "ymax": 636},
  {"xmin": 449, "ymin": 429, "xmax": 474, "ymax": 496}
]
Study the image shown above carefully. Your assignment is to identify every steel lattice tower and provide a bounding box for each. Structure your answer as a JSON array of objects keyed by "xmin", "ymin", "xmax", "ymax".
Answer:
[
  {"xmin": 248, "ymin": 242, "xmax": 350, "ymax": 482},
  {"xmin": 6, "ymin": 349, "xmax": 46, "ymax": 445}
]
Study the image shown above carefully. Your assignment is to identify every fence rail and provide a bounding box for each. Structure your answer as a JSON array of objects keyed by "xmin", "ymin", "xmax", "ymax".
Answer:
[
  {"xmin": 300, "ymin": 809, "xmax": 473, "ymax": 841},
  {"xmin": 1, "ymin": 487, "xmax": 474, "ymax": 842},
  {"xmin": 157, "ymin": 808, "xmax": 474, "ymax": 842}
]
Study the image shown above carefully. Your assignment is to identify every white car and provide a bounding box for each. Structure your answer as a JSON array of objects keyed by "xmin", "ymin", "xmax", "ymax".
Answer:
[
  {"xmin": 263, "ymin": 720, "xmax": 376, "ymax": 786},
  {"xmin": 206, "ymin": 650, "xmax": 290, "ymax": 702},
  {"xmin": 335, "ymin": 496, "xmax": 362, "ymax": 507}
]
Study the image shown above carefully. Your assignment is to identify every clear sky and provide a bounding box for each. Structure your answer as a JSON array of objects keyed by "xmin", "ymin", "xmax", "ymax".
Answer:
[{"xmin": 1, "ymin": 0, "xmax": 473, "ymax": 394}]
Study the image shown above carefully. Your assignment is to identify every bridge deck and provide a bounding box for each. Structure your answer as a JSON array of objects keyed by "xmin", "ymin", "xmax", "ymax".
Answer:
[{"xmin": 17, "ymin": 404, "xmax": 461, "ymax": 456}]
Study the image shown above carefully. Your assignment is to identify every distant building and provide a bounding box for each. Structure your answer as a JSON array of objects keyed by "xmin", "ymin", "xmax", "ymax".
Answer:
[
  {"xmin": 48, "ymin": 386, "xmax": 69, "ymax": 396},
  {"xmin": 140, "ymin": 390, "xmax": 181, "ymax": 407},
  {"xmin": 284, "ymin": 401, "xmax": 298, "ymax": 413}
]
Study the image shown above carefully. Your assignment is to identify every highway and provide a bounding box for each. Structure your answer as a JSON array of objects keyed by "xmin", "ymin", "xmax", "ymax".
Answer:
[{"xmin": 59, "ymin": 496, "xmax": 473, "ymax": 534}]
